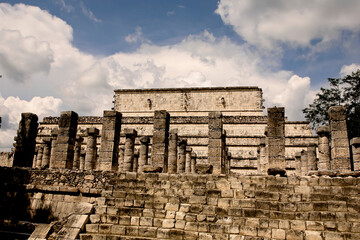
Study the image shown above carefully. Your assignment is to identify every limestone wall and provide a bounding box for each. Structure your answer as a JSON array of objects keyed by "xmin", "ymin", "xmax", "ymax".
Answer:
[{"xmin": 113, "ymin": 87, "xmax": 264, "ymax": 116}]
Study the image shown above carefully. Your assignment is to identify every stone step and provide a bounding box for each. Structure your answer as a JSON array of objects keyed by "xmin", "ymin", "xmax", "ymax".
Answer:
[{"xmin": 80, "ymin": 233, "xmax": 156, "ymax": 240}]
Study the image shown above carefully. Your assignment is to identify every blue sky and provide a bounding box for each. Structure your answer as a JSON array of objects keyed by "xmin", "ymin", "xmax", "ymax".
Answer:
[{"xmin": 0, "ymin": 0, "xmax": 360, "ymax": 150}]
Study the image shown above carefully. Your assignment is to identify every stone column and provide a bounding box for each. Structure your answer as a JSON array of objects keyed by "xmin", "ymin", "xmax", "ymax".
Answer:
[
  {"xmin": 350, "ymin": 138, "xmax": 360, "ymax": 171},
  {"xmin": 294, "ymin": 152, "xmax": 302, "ymax": 176},
  {"xmin": 152, "ymin": 110, "xmax": 170, "ymax": 172},
  {"xmin": 307, "ymin": 143, "xmax": 317, "ymax": 171},
  {"xmin": 185, "ymin": 146, "xmax": 192, "ymax": 173},
  {"xmin": 49, "ymin": 129, "xmax": 58, "ymax": 169},
  {"xmin": 32, "ymin": 149, "xmax": 38, "ymax": 169},
  {"xmin": 139, "ymin": 137, "xmax": 149, "ymax": 173},
  {"xmin": 266, "ymin": 107, "xmax": 286, "ymax": 176},
  {"xmin": 258, "ymin": 138, "xmax": 267, "ymax": 174},
  {"xmin": 328, "ymin": 106, "xmax": 351, "ymax": 172},
  {"xmin": 36, "ymin": 145, "xmax": 44, "ymax": 169},
  {"xmin": 316, "ymin": 126, "xmax": 330, "ymax": 171},
  {"xmin": 79, "ymin": 147, "xmax": 86, "ymax": 170},
  {"xmin": 73, "ymin": 137, "xmax": 84, "ymax": 170},
  {"xmin": 300, "ymin": 150, "xmax": 308, "ymax": 176},
  {"xmin": 133, "ymin": 149, "xmax": 139, "ymax": 172},
  {"xmin": 168, "ymin": 129, "xmax": 178, "ymax": 173},
  {"xmin": 99, "ymin": 111, "xmax": 122, "ymax": 171},
  {"xmin": 118, "ymin": 146, "xmax": 125, "ymax": 172},
  {"xmin": 41, "ymin": 137, "xmax": 52, "ymax": 169},
  {"xmin": 53, "ymin": 111, "xmax": 78, "ymax": 169},
  {"xmin": 124, "ymin": 129, "xmax": 137, "ymax": 172},
  {"xmin": 13, "ymin": 113, "xmax": 38, "ymax": 167},
  {"xmin": 85, "ymin": 128, "xmax": 99, "ymax": 170},
  {"xmin": 225, "ymin": 151, "xmax": 232, "ymax": 175},
  {"xmin": 191, "ymin": 152, "xmax": 197, "ymax": 173},
  {"xmin": 177, "ymin": 140, "xmax": 186, "ymax": 173},
  {"xmin": 208, "ymin": 112, "xmax": 224, "ymax": 174}
]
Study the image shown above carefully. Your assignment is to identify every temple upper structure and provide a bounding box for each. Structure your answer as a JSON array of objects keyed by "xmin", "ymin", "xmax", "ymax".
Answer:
[{"xmin": 3, "ymin": 86, "xmax": 357, "ymax": 176}]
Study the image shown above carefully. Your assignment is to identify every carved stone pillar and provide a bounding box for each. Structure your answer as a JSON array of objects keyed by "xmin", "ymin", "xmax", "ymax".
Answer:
[
  {"xmin": 177, "ymin": 140, "xmax": 186, "ymax": 173},
  {"xmin": 307, "ymin": 143, "xmax": 317, "ymax": 171},
  {"xmin": 328, "ymin": 106, "xmax": 351, "ymax": 172},
  {"xmin": 49, "ymin": 129, "xmax": 58, "ymax": 169},
  {"xmin": 300, "ymin": 150, "xmax": 308, "ymax": 176},
  {"xmin": 258, "ymin": 138, "xmax": 267, "ymax": 174},
  {"xmin": 350, "ymin": 137, "xmax": 360, "ymax": 171},
  {"xmin": 208, "ymin": 112, "xmax": 224, "ymax": 174},
  {"xmin": 294, "ymin": 152, "xmax": 302, "ymax": 176},
  {"xmin": 316, "ymin": 126, "xmax": 330, "ymax": 171},
  {"xmin": 118, "ymin": 146, "xmax": 125, "ymax": 172},
  {"xmin": 185, "ymin": 146, "xmax": 192, "ymax": 173},
  {"xmin": 152, "ymin": 110, "xmax": 170, "ymax": 172},
  {"xmin": 36, "ymin": 145, "xmax": 44, "ymax": 169},
  {"xmin": 32, "ymin": 149, "xmax": 38, "ymax": 169},
  {"xmin": 133, "ymin": 149, "xmax": 139, "ymax": 172},
  {"xmin": 191, "ymin": 152, "xmax": 196, "ymax": 173},
  {"xmin": 85, "ymin": 128, "xmax": 99, "ymax": 170},
  {"xmin": 99, "ymin": 111, "xmax": 122, "ymax": 171},
  {"xmin": 168, "ymin": 129, "xmax": 178, "ymax": 173},
  {"xmin": 124, "ymin": 129, "xmax": 137, "ymax": 172},
  {"xmin": 139, "ymin": 137, "xmax": 149, "ymax": 173},
  {"xmin": 54, "ymin": 111, "xmax": 78, "ymax": 169},
  {"xmin": 73, "ymin": 137, "xmax": 84, "ymax": 169},
  {"xmin": 41, "ymin": 137, "xmax": 52, "ymax": 169},
  {"xmin": 79, "ymin": 147, "xmax": 86, "ymax": 170},
  {"xmin": 266, "ymin": 107, "xmax": 286, "ymax": 176},
  {"xmin": 13, "ymin": 113, "xmax": 38, "ymax": 167}
]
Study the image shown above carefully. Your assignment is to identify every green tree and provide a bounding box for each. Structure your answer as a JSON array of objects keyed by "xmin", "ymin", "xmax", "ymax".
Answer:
[{"xmin": 303, "ymin": 69, "xmax": 360, "ymax": 139}]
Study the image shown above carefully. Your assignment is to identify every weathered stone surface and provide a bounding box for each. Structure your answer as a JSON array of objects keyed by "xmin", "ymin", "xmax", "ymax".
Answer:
[
  {"xmin": 53, "ymin": 111, "xmax": 78, "ymax": 169},
  {"xmin": 152, "ymin": 110, "xmax": 170, "ymax": 172},
  {"xmin": 208, "ymin": 111, "xmax": 224, "ymax": 174},
  {"xmin": 85, "ymin": 128, "xmax": 99, "ymax": 170},
  {"xmin": 351, "ymin": 137, "xmax": 360, "ymax": 171},
  {"xmin": 124, "ymin": 128, "xmax": 137, "ymax": 172},
  {"xmin": 143, "ymin": 165, "xmax": 162, "ymax": 173},
  {"xmin": 73, "ymin": 137, "xmax": 84, "ymax": 170},
  {"xmin": 328, "ymin": 106, "xmax": 351, "ymax": 172},
  {"xmin": 13, "ymin": 113, "xmax": 38, "ymax": 168},
  {"xmin": 267, "ymin": 107, "xmax": 286, "ymax": 174}
]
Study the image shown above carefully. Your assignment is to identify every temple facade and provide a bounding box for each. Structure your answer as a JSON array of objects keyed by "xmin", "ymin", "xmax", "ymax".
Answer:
[{"xmin": 7, "ymin": 86, "xmax": 357, "ymax": 176}]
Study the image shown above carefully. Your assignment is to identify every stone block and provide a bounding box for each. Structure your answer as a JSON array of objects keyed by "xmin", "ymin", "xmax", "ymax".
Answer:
[
  {"xmin": 163, "ymin": 219, "xmax": 175, "ymax": 228},
  {"xmin": 111, "ymin": 225, "xmax": 125, "ymax": 235},
  {"xmin": 140, "ymin": 217, "xmax": 153, "ymax": 226},
  {"xmin": 328, "ymin": 106, "xmax": 346, "ymax": 121}
]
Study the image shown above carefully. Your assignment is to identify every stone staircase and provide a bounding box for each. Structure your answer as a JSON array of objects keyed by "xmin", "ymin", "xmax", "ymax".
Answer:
[{"xmin": 80, "ymin": 172, "xmax": 360, "ymax": 240}]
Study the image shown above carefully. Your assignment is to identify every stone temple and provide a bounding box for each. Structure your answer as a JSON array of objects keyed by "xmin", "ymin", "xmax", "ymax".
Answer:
[{"xmin": 0, "ymin": 86, "xmax": 360, "ymax": 240}]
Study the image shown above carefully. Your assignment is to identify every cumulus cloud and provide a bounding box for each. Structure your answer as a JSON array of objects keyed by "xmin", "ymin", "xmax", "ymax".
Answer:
[
  {"xmin": 340, "ymin": 63, "xmax": 360, "ymax": 76},
  {"xmin": 0, "ymin": 29, "xmax": 53, "ymax": 82},
  {"xmin": 216, "ymin": 0, "xmax": 360, "ymax": 49}
]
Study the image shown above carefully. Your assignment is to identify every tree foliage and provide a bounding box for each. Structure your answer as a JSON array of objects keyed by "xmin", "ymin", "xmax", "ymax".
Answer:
[{"xmin": 303, "ymin": 69, "xmax": 360, "ymax": 139}]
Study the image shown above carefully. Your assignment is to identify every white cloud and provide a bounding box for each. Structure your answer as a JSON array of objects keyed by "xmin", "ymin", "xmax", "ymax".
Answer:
[
  {"xmin": 56, "ymin": 0, "xmax": 74, "ymax": 13},
  {"xmin": 216, "ymin": 0, "xmax": 360, "ymax": 49},
  {"xmin": 340, "ymin": 63, "xmax": 360, "ymax": 76},
  {"xmin": 0, "ymin": 29, "xmax": 53, "ymax": 82},
  {"xmin": 166, "ymin": 11, "xmax": 175, "ymax": 16},
  {"xmin": 125, "ymin": 27, "xmax": 144, "ymax": 43},
  {"xmin": 80, "ymin": 1, "xmax": 102, "ymax": 23}
]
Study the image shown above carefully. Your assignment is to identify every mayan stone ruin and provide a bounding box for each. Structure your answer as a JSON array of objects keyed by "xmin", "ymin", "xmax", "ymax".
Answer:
[{"xmin": 0, "ymin": 86, "xmax": 360, "ymax": 240}]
